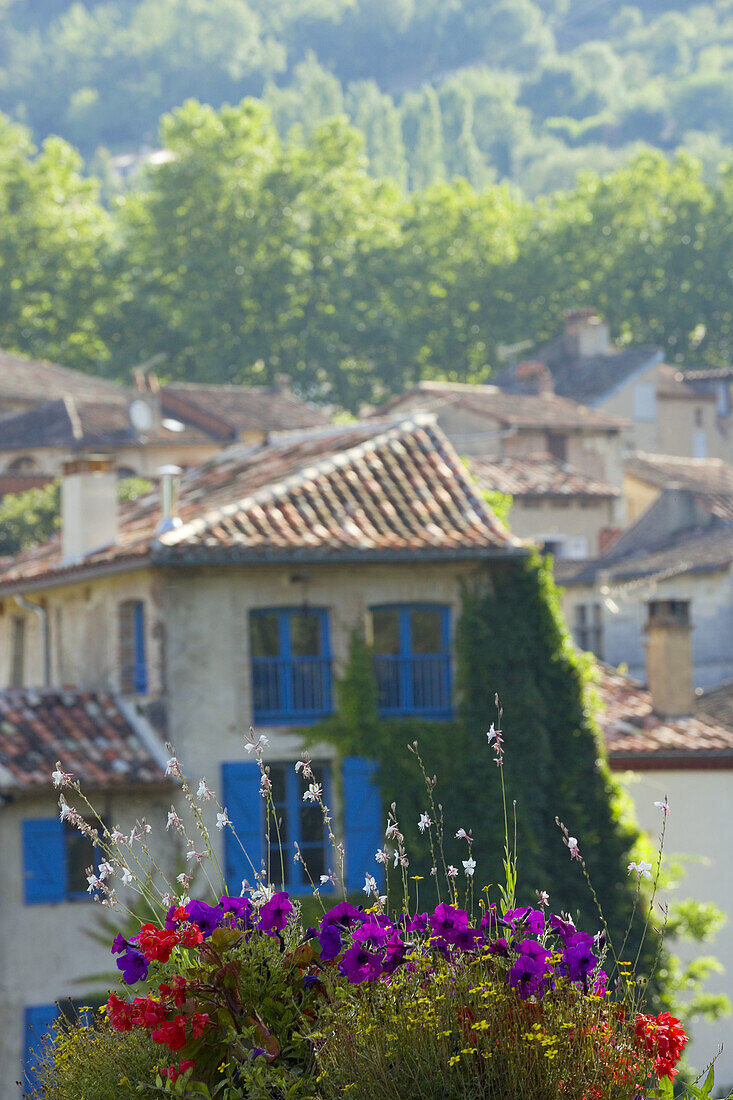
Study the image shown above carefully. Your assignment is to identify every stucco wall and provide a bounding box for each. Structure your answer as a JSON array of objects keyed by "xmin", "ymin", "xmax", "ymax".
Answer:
[
  {"xmin": 561, "ymin": 567, "xmax": 733, "ymax": 689},
  {"xmin": 0, "ymin": 787, "xmax": 175, "ymax": 1100},
  {"xmin": 0, "ymin": 441, "xmax": 221, "ymax": 479},
  {"xmin": 0, "ymin": 569, "xmax": 164, "ymax": 695},
  {"xmin": 509, "ymin": 496, "xmax": 616, "ymax": 556},
  {"xmin": 617, "ymin": 768, "xmax": 733, "ymax": 1091}
]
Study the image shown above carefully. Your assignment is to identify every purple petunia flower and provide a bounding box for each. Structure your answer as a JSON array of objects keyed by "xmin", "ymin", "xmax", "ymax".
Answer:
[
  {"xmin": 479, "ymin": 905, "xmax": 498, "ymax": 934},
  {"xmin": 317, "ymin": 923, "xmax": 342, "ymax": 961},
  {"xmin": 187, "ymin": 899, "xmax": 224, "ymax": 938},
  {"xmin": 486, "ymin": 937, "xmax": 510, "ymax": 957},
  {"xmin": 258, "ymin": 891, "xmax": 293, "ymax": 934},
  {"xmin": 549, "ymin": 913, "xmax": 576, "ymax": 942},
  {"xmin": 507, "ymin": 954, "xmax": 549, "ymax": 1000},
  {"xmin": 429, "ymin": 903, "xmax": 469, "ymax": 941},
  {"xmin": 111, "ymin": 933, "xmax": 128, "ymax": 955},
  {"xmin": 382, "ymin": 933, "xmax": 407, "ymax": 975},
  {"xmin": 320, "ymin": 902, "xmax": 365, "ymax": 929},
  {"xmin": 594, "ymin": 969, "xmax": 608, "ymax": 995},
  {"xmin": 517, "ymin": 938, "xmax": 552, "ymax": 965},
  {"xmin": 563, "ymin": 936, "xmax": 598, "ymax": 987},
  {"xmin": 220, "ymin": 895, "xmax": 255, "ymax": 928},
  {"xmin": 353, "ymin": 918, "xmax": 390, "ymax": 948},
  {"xmin": 503, "ymin": 907, "xmax": 545, "ymax": 936},
  {"xmin": 451, "ymin": 926, "xmax": 483, "ymax": 952},
  {"xmin": 338, "ymin": 944, "xmax": 383, "ymax": 984},
  {"xmin": 116, "ymin": 947, "xmax": 149, "ymax": 985}
]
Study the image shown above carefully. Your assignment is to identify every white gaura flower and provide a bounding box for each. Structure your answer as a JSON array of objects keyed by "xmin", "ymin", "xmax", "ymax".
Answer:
[
  {"xmin": 110, "ymin": 827, "xmax": 126, "ymax": 844},
  {"xmin": 196, "ymin": 779, "xmax": 213, "ymax": 801},
  {"xmin": 165, "ymin": 757, "xmax": 182, "ymax": 778},
  {"xmin": 363, "ymin": 873, "xmax": 378, "ymax": 895},
  {"xmin": 418, "ymin": 813, "xmax": 431, "ymax": 833},
  {"xmin": 566, "ymin": 836, "xmax": 581, "ymax": 861},
  {"xmin": 97, "ymin": 861, "xmax": 114, "ymax": 881},
  {"xmin": 52, "ymin": 762, "xmax": 73, "ymax": 788},
  {"xmin": 302, "ymin": 783, "xmax": 322, "ymax": 803},
  {"xmin": 455, "ymin": 828, "xmax": 472, "ymax": 841},
  {"xmin": 375, "ymin": 848, "xmax": 389, "ymax": 864},
  {"xmin": 176, "ymin": 872, "xmax": 191, "ymax": 887},
  {"xmin": 385, "ymin": 821, "xmax": 400, "ymax": 840},
  {"xmin": 86, "ymin": 873, "xmax": 102, "ymax": 894},
  {"xmin": 628, "ymin": 860, "xmax": 652, "ymax": 879},
  {"xmin": 447, "ymin": 865, "xmax": 458, "ymax": 878},
  {"xmin": 654, "ymin": 799, "xmax": 670, "ymax": 817},
  {"xmin": 462, "ymin": 857, "xmax": 476, "ymax": 877},
  {"xmin": 58, "ymin": 796, "xmax": 73, "ymax": 822},
  {"xmin": 120, "ymin": 868, "xmax": 134, "ymax": 886},
  {"xmin": 166, "ymin": 809, "xmax": 182, "ymax": 831},
  {"xmin": 216, "ymin": 810, "xmax": 230, "ymax": 830}
]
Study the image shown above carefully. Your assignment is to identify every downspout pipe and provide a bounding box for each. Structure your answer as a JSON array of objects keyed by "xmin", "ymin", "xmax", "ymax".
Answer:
[{"xmin": 14, "ymin": 595, "xmax": 51, "ymax": 688}]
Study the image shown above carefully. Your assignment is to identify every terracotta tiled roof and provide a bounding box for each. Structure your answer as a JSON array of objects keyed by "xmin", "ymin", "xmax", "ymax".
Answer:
[
  {"xmin": 0, "ymin": 397, "xmax": 215, "ymax": 450},
  {"xmin": 0, "ymin": 351, "xmax": 123, "ymax": 406},
  {"xmin": 681, "ymin": 367, "xmax": 733, "ymax": 382},
  {"xmin": 0, "ymin": 688, "xmax": 168, "ymax": 792},
  {"xmin": 625, "ymin": 453, "xmax": 733, "ymax": 521},
  {"xmin": 0, "ymin": 475, "xmax": 55, "ymax": 498},
  {"xmin": 0, "ymin": 416, "xmax": 518, "ymax": 592},
  {"xmin": 593, "ymin": 665, "xmax": 733, "ymax": 769},
  {"xmin": 469, "ymin": 454, "xmax": 619, "ymax": 498},
  {"xmin": 494, "ymin": 344, "xmax": 662, "ymax": 405},
  {"xmin": 161, "ymin": 383, "xmax": 330, "ymax": 436},
  {"xmin": 654, "ymin": 364, "xmax": 716, "ymax": 400},
  {"xmin": 372, "ymin": 382, "xmax": 626, "ymax": 431},
  {"xmin": 696, "ymin": 681, "xmax": 733, "ymax": 730}
]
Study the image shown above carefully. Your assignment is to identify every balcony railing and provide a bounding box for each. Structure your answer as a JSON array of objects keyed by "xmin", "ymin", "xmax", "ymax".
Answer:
[
  {"xmin": 374, "ymin": 654, "xmax": 452, "ymax": 718},
  {"xmin": 252, "ymin": 656, "xmax": 332, "ymax": 723}
]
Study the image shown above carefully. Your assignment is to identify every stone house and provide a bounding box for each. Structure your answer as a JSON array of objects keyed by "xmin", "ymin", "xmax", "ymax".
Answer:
[
  {"xmin": 0, "ymin": 414, "xmax": 520, "ymax": 1092},
  {"xmin": 372, "ymin": 380, "xmax": 626, "ymax": 558},
  {"xmin": 0, "ymin": 688, "xmax": 172, "ymax": 1097},
  {"xmin": 594, "ymin": 631, "xmax": 733, "ymax": 1090},
  {"xmin": 623, "ymin": 452, "xmax": 733, "ymax": 526},
  {"xmin": 495, "ymin": 310, "xmax": 731, "ymax": 462},
  {"xmin": 558, "ymin": 487, "xmax": 733, "ymax": 689},
  {"xmin": 0, "ymin": 369, "xmax": 330, "ymax": 486},
  {"xmin": 468, "ymin": 454, "xmax": 620, "ymax": 559}
]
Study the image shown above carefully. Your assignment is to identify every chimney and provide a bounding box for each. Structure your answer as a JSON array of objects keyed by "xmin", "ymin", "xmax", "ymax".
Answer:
[
  {"xmin": 645, "ymin": 599, "xmax": 694, "ymax": 717},
  {"xmin": 129, "ymin": 370, "xmax": 162, "ymax": 437},
  {"xmin": 516, "ymin": 360, "xmax": 554, "ymax": 396},
  {"xmin": 563, "ymin": 308, "xmax": 610, "ymax": 358},
  {"xmin": 61, "ymin": 455, "xmax": 118, "ymax": 563},
  {"xmin": 155, "ymin": 465, "xmax": 183, "ymax": 536}
]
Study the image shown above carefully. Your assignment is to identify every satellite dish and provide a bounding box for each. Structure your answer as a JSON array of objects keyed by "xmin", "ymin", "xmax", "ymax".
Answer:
[{"xmin": 129, "ymin": 398, "xmax": 154, "ymax": 432}]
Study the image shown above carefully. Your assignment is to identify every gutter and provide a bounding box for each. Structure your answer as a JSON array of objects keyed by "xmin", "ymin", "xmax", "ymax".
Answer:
[{"xmin": 14, "ymin": 595, "xmax": 50, "ymax": 687}]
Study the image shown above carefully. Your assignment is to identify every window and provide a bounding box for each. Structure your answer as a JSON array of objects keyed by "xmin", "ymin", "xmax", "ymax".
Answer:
[
  {"xmin": 546, "ymin": 433, "xmax": 567, "ymax": 461},
  {"xmin": 250, "ymin": 608, "xmax": 332, "ymax": 723},
  {"xmin": 222, "ymin": 757, "xmax": 382, "ymax": 895},
  {"xmin": 574, "ymin": 603, "xmax": 603, "ymax": 658},
  {"xmin": 7, "ymin": 456, "xmax": 38, "ymax": 474},
  {"xmin": 119, "ymin": 600, "xmax": 147, "ymax": 694},
  {"xmin": 692, "ymin": 428, "xmax": 707, "ymax": 459},
  {"xmin": 22, "ymin": 818, "xmax": 99, "ymax": 904},
  {"xmin": 10, "ymin": 615, "xmax": 25, "ymax": 687},
  {"xmin": 633, "ymin": 382, "xmax": 656, "ymax": 422},
  {"xmin": 371, "ymin": 604, "xmax": 452, "ymax": 718}
]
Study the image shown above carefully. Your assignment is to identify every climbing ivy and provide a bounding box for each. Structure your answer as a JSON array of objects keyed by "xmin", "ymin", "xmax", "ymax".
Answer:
[{"xmin": 310, "ymin": 551, "xmax": 649, "ymax": 959}]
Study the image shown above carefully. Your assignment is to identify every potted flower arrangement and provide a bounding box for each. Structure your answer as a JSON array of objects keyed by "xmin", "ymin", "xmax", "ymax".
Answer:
[{"xmin": 29, "ymin": 723, "xmax": 711, "ymax": 1100}]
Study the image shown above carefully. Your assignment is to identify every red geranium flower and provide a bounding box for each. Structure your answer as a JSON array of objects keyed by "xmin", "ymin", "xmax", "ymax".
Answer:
[{"xmin": 634, "ymin": 1011, "xmax": 688, "ymax": 1079}]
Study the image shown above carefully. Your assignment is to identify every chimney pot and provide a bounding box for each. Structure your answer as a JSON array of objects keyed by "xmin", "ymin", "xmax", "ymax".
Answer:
[
  {"xmin": 563, "ymin": 309, "xmax": 610, "ymax": 357},
  {"xmin": 156, "ymin": 465, "xmax": 182, "ymax": 536},
  {"xmin": 516, "ymin": 360, "xmax": 554, "ymax": 396},
  {"xmin": 645, "ymin": 599, "xmax": 694, "ymax": 717},
  {"xmin": 61, "ymin": 454, "xmax": 118, "ymax": 563}
]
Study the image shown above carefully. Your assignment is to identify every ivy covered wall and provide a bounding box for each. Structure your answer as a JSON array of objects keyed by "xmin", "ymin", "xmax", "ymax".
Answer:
[{"xmin": 310, "ymin": 551, "xmax": 646, "ymax": 954}]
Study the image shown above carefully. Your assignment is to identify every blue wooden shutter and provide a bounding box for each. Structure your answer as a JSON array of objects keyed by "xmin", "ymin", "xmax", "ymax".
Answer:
[
  {"xmin": 342, "ymin": 757, "xmax": 383, "ymax": 893},
  {"xmin": 23, "ymin": 819, "xmax": 66, "ymax": 904},
  {"xmin": 221, "ymin": 762, "xmax": 264, "ymax": 895},
  {"xmin": 133, "ymin": 601, "xmax": 147, "ymax": 694},
  {"xmin": 24, "ymin": 1003, "xmax": 59, "ymax": 1090}
]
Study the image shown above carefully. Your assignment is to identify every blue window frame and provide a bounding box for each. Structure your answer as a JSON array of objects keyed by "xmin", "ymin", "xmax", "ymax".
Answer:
[
  {"xmin": 222, "ymin": 759, "xmax": 333, "ymax": 894},
  {"xmin": 119, "ymin": 599, "xmax": 147, "ymax": 695},
  {"xmin": 23, "ymin": 818, "xmax": 101, "ymax": 904},
  {"xmin": 250, "ymin": 608, "xmax": 332, "ymax": 724},
  {"xmin": 371, "ymin": 604, "xmax": 452, "ymax": 718}
]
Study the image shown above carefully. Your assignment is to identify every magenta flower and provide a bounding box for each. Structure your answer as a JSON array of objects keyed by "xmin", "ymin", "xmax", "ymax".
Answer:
[
  {"xmin": 338, "ymin": 944, "xmax": 383, "ymax": 984},
  {"xmin": 220, "ymin": 895, "xmax": 255, "ymax": 927},
  {"xmin": 353, "ymin": 918, "xmax": 390, "ymax": 948},
  {"xmin": 503, "ymin": 907, "xmax": 545, "ymax": 936},
  {"xmin": 320, "ymin": 901, "xmax": 365, "ymax": 929},
  {"xmin": 429, "ymin": 903, "xmax": 469, "ymax": 940},
  {"xmin": 187, "ymin": 899, "xmax": 224, "ymax": 938},
  {"xmin": 507, "ymin": 954, "xmax": 549, "ymax": 1000},
  {"xmin": 317, "ymin": 923, "xmax": 342, "ymax": 961},
  {"xmin": 257, "ymin": 891, "xmax": 293, "ymax": 934}
]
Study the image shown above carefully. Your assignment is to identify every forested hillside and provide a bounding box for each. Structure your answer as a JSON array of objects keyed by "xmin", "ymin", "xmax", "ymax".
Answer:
[
  {"xmin": 2, "ymin": 102, "xmax": 730, "ymax": 410},
  {"xmin": 1, "ymin": 0, "xmax": 732, "ymax": 194}
]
